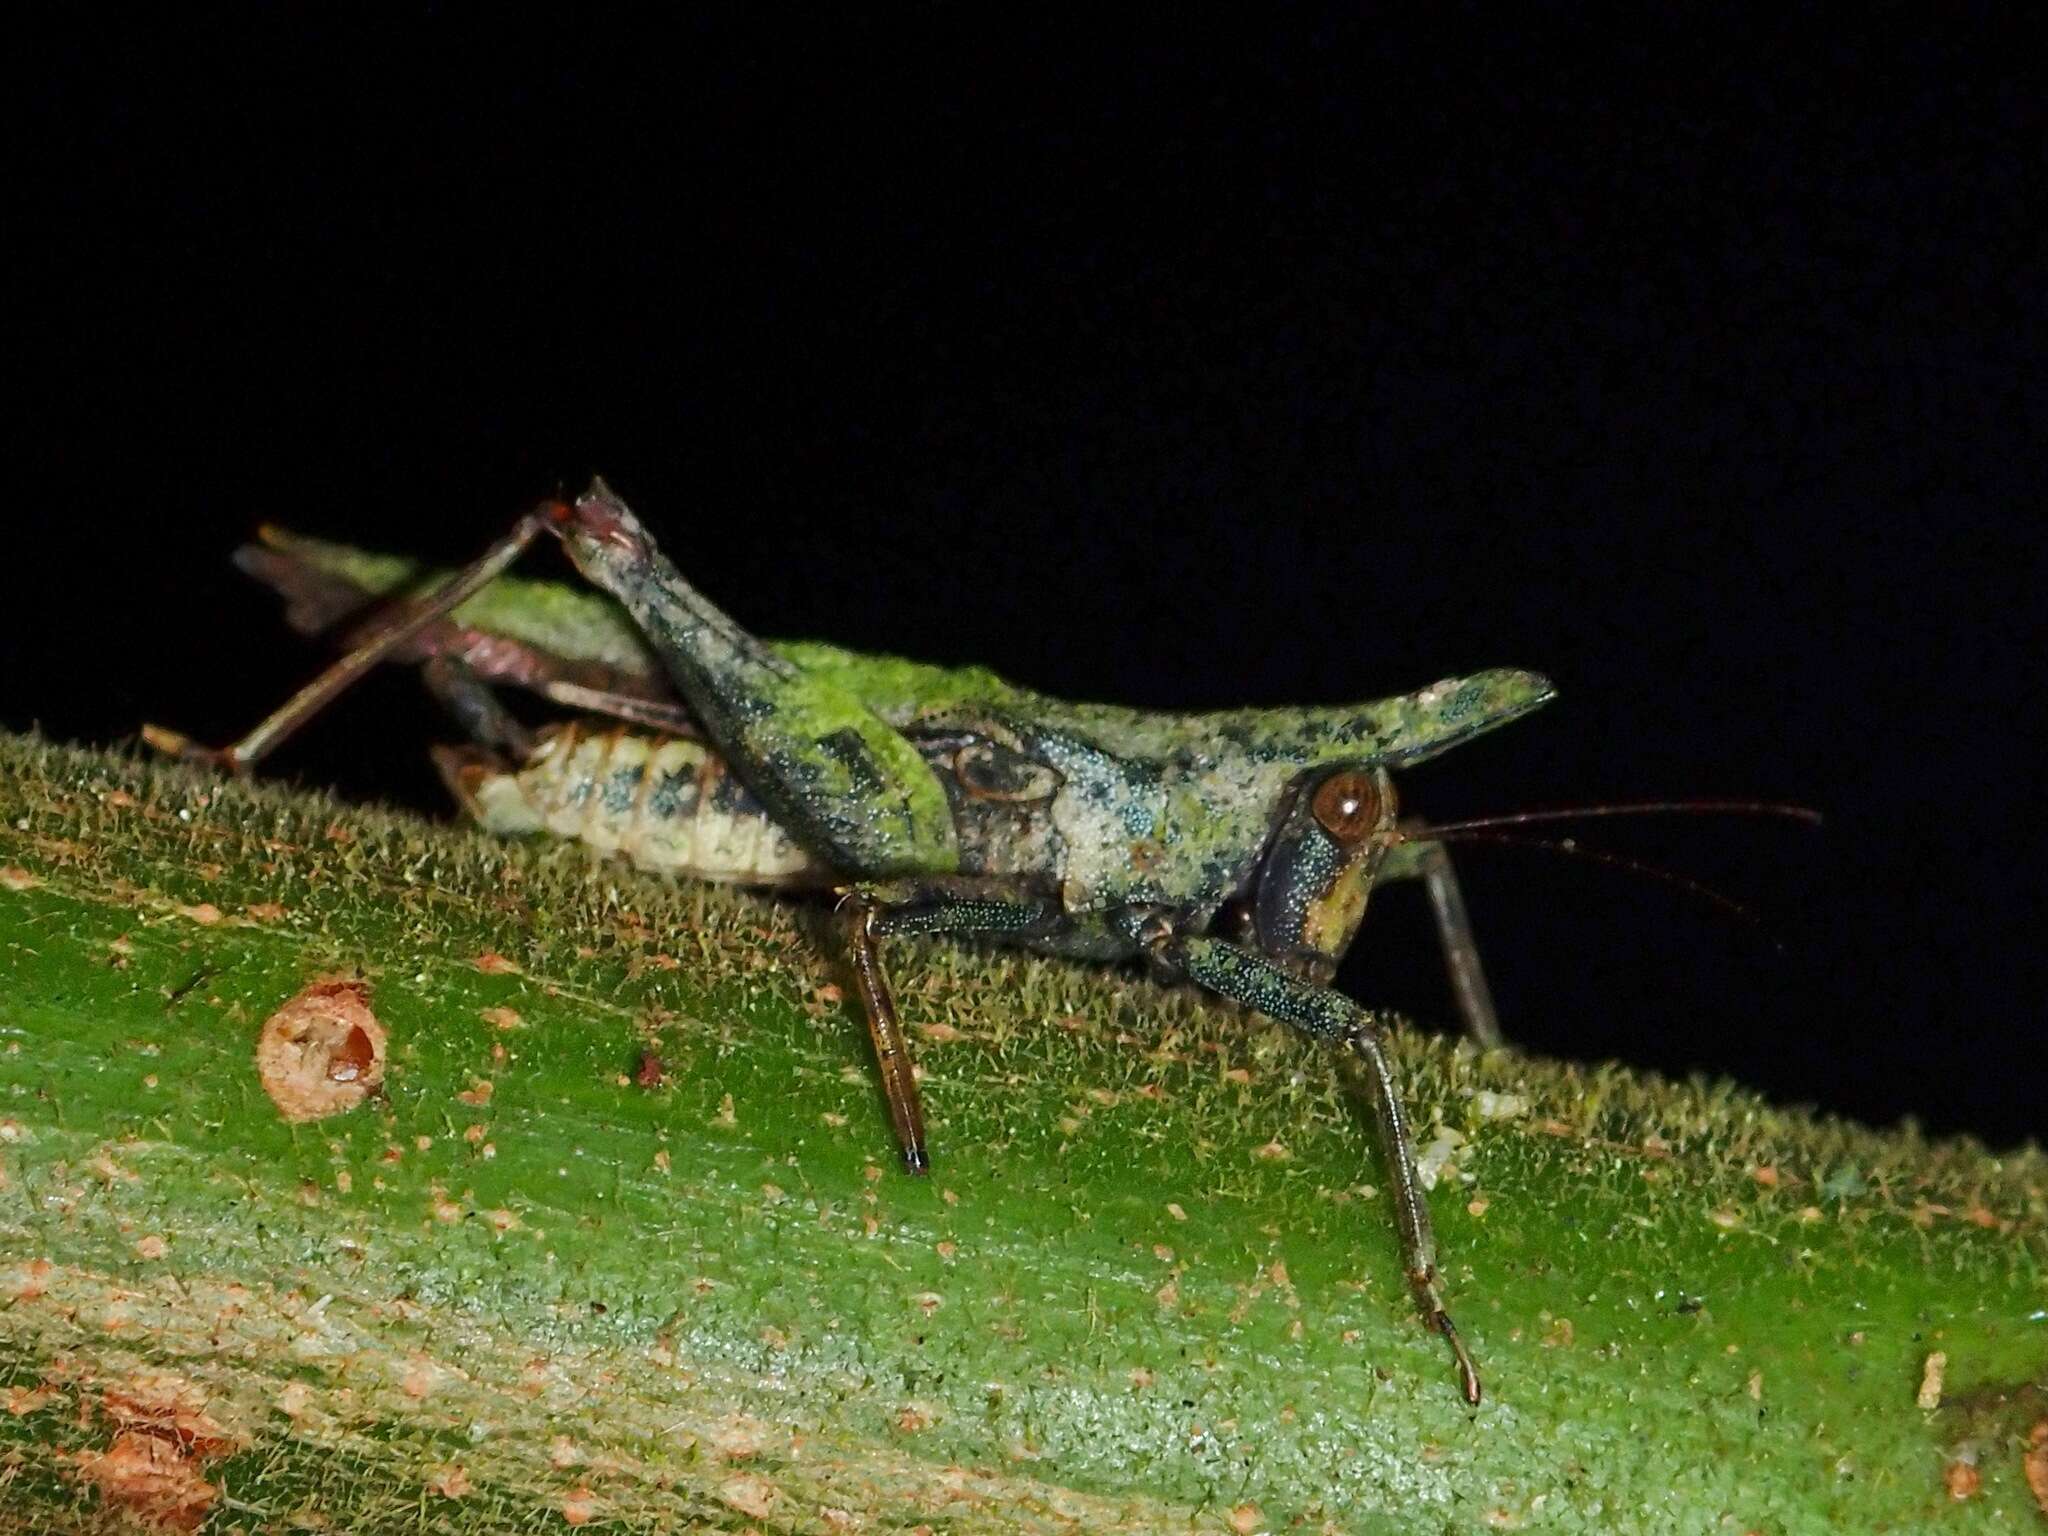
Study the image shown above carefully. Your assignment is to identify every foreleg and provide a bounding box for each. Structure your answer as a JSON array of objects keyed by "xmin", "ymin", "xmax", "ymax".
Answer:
[{"xmin": 1162, "ymin": 930, "xmax": 1483, "ymax": 1405}]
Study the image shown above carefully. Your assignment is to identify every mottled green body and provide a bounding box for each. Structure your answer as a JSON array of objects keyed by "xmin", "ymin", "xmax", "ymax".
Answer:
[{"xmin": 265, "ymin": 525, "xmax": 1552, "ymax": 947}]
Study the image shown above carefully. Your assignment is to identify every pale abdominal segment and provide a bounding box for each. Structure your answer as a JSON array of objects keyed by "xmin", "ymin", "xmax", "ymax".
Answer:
[{"xmin": 437, "ymin": 723, "xmax": 826, "ymax": 886}]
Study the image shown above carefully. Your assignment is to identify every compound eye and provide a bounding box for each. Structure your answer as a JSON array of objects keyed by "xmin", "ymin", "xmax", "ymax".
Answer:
[{"xmin": 1311, "ymin": 770, "xmax": 1383, "ymax": 844}]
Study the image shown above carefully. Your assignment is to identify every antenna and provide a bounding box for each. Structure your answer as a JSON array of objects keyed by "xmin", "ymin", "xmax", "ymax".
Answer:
[
  {"xmin": 1417, "ymin": 828, "xmax": 1780, "ymax": 940},
  {"xmin": 1418, "ymin": 799, "xmax": 1821, "ymax": 840}
]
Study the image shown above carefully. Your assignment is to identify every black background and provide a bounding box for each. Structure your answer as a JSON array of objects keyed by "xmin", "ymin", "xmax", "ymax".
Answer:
[{"xmin": 12, "ymin": 16, "xmax": 2041, "ymax": 1146}]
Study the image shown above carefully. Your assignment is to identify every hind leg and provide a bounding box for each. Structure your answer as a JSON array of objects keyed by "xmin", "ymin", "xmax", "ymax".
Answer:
[
  {"xmin": 146, "ymin": 511, "xmax": 557, "ymax": 772},
  {"xmin": 539, "ymin": 480, "xmax": 959, "ymax": 880}
]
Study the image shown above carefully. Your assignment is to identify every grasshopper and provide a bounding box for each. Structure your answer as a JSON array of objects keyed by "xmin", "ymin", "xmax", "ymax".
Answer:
[{"xmin": 148, "ymin": 477, "xmax": 1568, "ymax": 1404}]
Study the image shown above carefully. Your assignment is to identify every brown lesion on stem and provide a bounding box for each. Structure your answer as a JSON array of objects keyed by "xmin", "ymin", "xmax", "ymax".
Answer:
[{"xmin": 255, "ymin": 978, "xmax": 386, "ymax": 1122}]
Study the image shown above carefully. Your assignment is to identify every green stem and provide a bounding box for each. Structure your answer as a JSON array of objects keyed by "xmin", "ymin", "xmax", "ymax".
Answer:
[{"xmin": 1, "ymin": 732, "xmax": 2043, "ymax": 1534}]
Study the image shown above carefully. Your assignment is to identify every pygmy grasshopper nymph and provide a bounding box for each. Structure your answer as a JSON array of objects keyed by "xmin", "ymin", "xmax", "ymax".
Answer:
[{"xmin": 150, "ymin": 478, "xmax": 1575, "ymax": 1403}]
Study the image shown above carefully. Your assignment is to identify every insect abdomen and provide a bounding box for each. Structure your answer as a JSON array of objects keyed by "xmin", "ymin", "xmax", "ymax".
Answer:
[{"xmin": 437, "ymin": 724, "xmax": 827, "ymax": 886}]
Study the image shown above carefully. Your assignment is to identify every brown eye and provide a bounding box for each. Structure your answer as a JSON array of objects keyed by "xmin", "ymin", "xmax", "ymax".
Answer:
[{"xmin": 1311, "ymin": 771, "xmax": 1382, "ymax": 843}]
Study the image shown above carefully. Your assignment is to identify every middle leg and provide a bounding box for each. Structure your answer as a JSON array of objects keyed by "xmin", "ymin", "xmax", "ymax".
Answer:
[{"xmin": 837, "ymin": 879, "xmax": 1064, "ymax": 1175}]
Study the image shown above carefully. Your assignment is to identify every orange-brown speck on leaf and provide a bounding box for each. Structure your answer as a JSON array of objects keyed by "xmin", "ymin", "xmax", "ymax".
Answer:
[
  {"xmin": 177, "ymin": 902, "xmax": 223, "ymax": 926},
  {"xmin": 2023, "ymin": 1419, "xmax": 2048, "ymax": 1517},
  {"xmin": 99, "ymin": 1374, "xmax": 240, "ymax": 1460},
  {"xmin": 474, "ymin": 951, "xmax": 520, "ymax": 974},
  {"xmin": 561, "ymin": 1485, "xmax": 597, "ymax": 1525},
  {"xmin": 709, "ymin": 1416, "xmax": 765, "ymax": 1460},
  {"xmin": 244, "ymin": 902, "xmax": 288, "ymax": 923},
  {"xmin": 1943, "ymin": 1456, "xmax": 1980, "ymax": 1500},
  {"xmin": 6, "ymin": 1257, "xmax": 55, "ymax": 1302},
  {"xmin": 255, "ymin": 980, "xmax": 386, "ymax": 1123},
  {"xmin": 7, "ymin": 1384, "xmax": 61, "ymax": 1415},
  {"xmin": 1228, "ymin": 1501, "xmax": 1265, "ymax": 1535},
  {"xmin": 67, "ymin": 1432, "xmax": 217, "ymax": 1532},
  {"xmin": 401, "ymin": 1357, "xmax": 446, "ymax": 1400},
  {"xmin": 0, "ymin": 865, "xmax": 41, "ymax": 892},
  {"xmin": 428, "ymin": 1464, "xmax": 473, "ymax": 1499},
  {"xmin": 636, "ymin": 1050, "xmax": 665, "ymax": 1088},
  {"xmin": 719, "ymin": 1473, "xmax": 779, "ymax": 1519}
]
